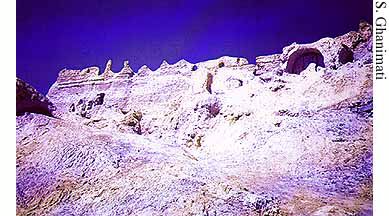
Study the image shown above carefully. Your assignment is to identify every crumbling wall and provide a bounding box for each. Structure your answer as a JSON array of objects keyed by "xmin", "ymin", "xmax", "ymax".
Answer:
[
  {"xmin": 57, "ymin": 67, "xmax": 100, "ymax": 84},
  {"xmin": 255, "ymin": 54, "xmax": 282, "ymax": 75}
]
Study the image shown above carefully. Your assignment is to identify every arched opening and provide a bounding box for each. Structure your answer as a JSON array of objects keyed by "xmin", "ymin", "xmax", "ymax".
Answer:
[{"xmin": 285, "ymin": 48, "xmax": 325, "ymax": 74}]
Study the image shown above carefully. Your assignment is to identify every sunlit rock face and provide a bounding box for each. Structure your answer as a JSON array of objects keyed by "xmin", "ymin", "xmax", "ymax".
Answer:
[{"xmin": 16, "ymin": 22, "xmax": 373, "ymax": 215}]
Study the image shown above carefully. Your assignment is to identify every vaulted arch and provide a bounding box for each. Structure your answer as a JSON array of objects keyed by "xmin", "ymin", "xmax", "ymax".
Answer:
[{"xmin": 285, "ymin": 47, "xmax": 325, "ymax": 74}]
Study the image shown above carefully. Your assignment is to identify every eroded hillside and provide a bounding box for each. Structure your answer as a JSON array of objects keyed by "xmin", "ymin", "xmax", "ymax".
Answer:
[{"xmin": 16, "ymin": 22, "xmax": 373, "ymax": 215}]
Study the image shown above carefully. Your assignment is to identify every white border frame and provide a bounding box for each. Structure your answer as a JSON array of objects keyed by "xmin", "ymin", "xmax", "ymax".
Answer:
[
  {"xmin": 373, "ymin": 0, "xmax": 389, "ymax": 215},
  {"xmin": 0, "ymin": 0, "xmax": 16, "ymax": 215}
]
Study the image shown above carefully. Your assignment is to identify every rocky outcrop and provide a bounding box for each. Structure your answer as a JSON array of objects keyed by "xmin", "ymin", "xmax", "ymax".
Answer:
[
  {"xmin": 101, "ymin": 59, "xmax": 115, "ymax": 79},
  {"xmin": 119, "ymin": 110, "xmax": 143, "ymax": 134},
  {"xmin": 17, "ymin": 22, "xmax": 373, "ymax": 215},
  {"xmin": 16, "ymin": 78, "xmax": 56, "ymax": 116},
  {"xmin": 101, "ymin": 59, "xmax": 135, "ymax": 79},
  {"xmin": 137, "ymin": 65, "xmax": 152, "ymax": 77},
  {"xmin": 116, "ymin": 60, "xmax": 134, "ymax": 78}
]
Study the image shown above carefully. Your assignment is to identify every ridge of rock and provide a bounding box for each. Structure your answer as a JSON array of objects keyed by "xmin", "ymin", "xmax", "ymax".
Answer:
[{"xmin": 16, "ymin": 78, "xmax": 56, "ymax": 116}]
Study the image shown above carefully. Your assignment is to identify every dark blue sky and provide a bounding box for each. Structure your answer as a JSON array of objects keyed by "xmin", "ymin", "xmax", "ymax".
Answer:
[{"xmin": 17, "ymin": 0, "xmax": 372, "ymax": 93}]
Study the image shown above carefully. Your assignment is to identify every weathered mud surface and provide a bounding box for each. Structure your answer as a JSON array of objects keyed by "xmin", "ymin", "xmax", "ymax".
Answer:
[{"xmin": 16, "ymin": 22, "xmax": 372, "ymax": 215}]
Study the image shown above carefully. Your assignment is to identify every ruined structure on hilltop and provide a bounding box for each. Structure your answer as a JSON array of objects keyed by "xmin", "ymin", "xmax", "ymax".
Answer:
[{"xmin": 16, "ymin": 22, "xmax": 373, "ymax": 215}]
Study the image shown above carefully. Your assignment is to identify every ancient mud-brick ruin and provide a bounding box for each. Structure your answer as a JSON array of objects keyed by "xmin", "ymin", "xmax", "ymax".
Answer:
[{"xmin": 16, "ymin": 22, "xmax": 373, "ymax": 215}]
